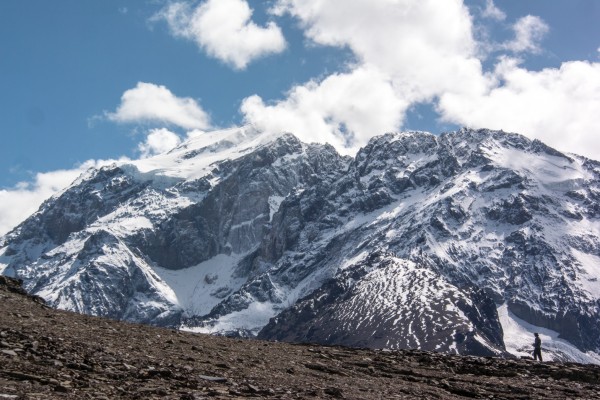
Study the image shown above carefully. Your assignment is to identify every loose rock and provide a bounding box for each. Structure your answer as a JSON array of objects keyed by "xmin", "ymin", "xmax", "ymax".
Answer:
[{"xmin": 1, "ymin": 275, "xmax": 599, "ymax": 399}]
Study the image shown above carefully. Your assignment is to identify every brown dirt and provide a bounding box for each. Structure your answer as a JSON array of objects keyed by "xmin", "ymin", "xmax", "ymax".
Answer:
[{"xmin": 1, "ymin": 276, "xmax": 599, "ymax": 399}]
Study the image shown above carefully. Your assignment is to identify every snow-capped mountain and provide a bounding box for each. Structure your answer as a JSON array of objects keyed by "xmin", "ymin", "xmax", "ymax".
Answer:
[{"xmin": 1, "ymin": 126, "xmax": 599, "ymax": 363}]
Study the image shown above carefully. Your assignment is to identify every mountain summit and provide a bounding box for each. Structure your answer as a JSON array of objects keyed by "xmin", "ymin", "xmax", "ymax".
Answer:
[{"xmin": 1, "ymin": 127, "xmax": 599, "ymax": 363}]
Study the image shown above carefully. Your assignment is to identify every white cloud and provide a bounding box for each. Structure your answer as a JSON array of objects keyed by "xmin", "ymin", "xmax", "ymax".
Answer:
[
  {"xmin": 4, "ymin": 1, "xmax": 595, "ymax": 237},
  {"xmin": 0, "ymin": 159, "xmax": 128, "ymax": 236},
  {"xmin": 155, "ymin": 0, "xmax": 286, "ymax": 69},
  {"xmin": 256, "ymin": 0, "xmax": 599, "ymax": 160},
  {"xmin": 481, "ymin": 0, "xmax": 506, "ymax": 21},
  {"xmin": 502, "ymin": 15, "xmax": 549, "ymax": 54},
  {"xmin": 241, "ymin": 65, "xmax": 409, "ymax": 153},
  {"xmin": 138, "ymin": 128, "xmax": 182, "ymax": 158},
  {"xmin": 438, "ymin": 58, "xmax": 600, "ymax": 159},
  {"xmin": 245, "ymin": 0, "xmax": 490, "ymax": 153},
  {"xmin": 106, "ymin": 82, "xmax": 211, "ymax": 130},
  {"xmin": 272, "ymin": 0, "xmax": 486, "ymax": 102}
]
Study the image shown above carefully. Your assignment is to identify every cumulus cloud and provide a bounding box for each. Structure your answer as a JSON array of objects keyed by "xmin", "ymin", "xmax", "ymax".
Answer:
[
  {"xmin": 138, "ymin": 128, "xmax": 182, "ymax": 158},
  {"xmin": 481, "ymin": 0, "xmax": 506, "ymax": 21},
  {"xmin": 155, "ymin": 0, "xmax": 286, "ymax": 69},
  {"xmin": 502, "ymin": 15, "xmax": 549, "ymax": 54},
  {"xmin": 242, "ymin": 65, "xmax": 409, "ymax": 153},
  {"xmin": 0, "ymin": 159, "xmax": 128, "ymax": 236},
  {"xmin": 438, "ymin": 58, "xmax": 600, "ymax": 159},
  {"xmin": 4, "ymin": 1, "xmax": 598, "ymax": 237},
  {"xmin": 272, "ymin": 0, "xmax": 485, "ymax": 102},
  {"xmin": 244, "ymin": 0, "xmax": 489, "ymax": 152},
  {"xmin": 244, "ymin": 0, "xmax": 598, "ymax": 160},
  {"xmin": 106, "ymin": 82, "xmax": 211, "ymax": 130}
]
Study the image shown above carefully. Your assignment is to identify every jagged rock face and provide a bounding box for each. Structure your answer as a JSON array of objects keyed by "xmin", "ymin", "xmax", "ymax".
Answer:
[
  {"xmin": 0, "ymin": 129, "xmax": 349, "ymax": 325},
  {"xmin": 200, "ymin": 128, "xmax": 600, "ymax": 357},
  {"xmin": 1, "ymin": 127, "xmax": 600, "ymax": 361},
  {"xmin": 258, "ymin": 252, "xmax": 506, "ymax": 356},
  {"xmin": 133, "ymin": 134, "xmax": 345, "ymax": 269},
  {"xmin": 14, "ymin": 229, "xmax": 182, "ymax": 326},
  {"xmin": 1, "ymin": 167, "xmax": 149, "ymax": 263}
]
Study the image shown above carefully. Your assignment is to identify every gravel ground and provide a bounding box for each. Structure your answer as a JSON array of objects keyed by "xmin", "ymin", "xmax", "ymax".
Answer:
[{"xmin": 1, "ymin": 276, "xmax": 599, "ymax": 399}]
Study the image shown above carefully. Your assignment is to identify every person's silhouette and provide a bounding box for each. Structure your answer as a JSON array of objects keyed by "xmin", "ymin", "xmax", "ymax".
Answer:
[{"xmin": 533, "ymin": 333, "xmax": 542, "ymax": 361}]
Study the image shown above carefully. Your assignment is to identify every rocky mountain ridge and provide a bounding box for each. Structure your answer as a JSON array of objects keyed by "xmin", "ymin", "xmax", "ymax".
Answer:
[{"xmin": 1, "ymin": 126, "xmax": 599, "ymax": 363}]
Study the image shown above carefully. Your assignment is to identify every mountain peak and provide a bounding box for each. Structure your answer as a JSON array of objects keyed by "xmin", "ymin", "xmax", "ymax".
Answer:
[{"xmin": 2, "ymin": 127, "xmax": 600, "ymax": 363}]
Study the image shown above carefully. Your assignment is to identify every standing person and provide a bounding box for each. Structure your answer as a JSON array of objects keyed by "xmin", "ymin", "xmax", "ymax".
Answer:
[{"xmin": 533, "ymin": 333, "xmax": 543, "ymax": 361}]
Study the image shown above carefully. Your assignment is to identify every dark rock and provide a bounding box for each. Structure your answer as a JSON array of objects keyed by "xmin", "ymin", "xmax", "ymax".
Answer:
[{"xmin": 324, "ymin": 386, "xmax": 344, "ymax": 398}]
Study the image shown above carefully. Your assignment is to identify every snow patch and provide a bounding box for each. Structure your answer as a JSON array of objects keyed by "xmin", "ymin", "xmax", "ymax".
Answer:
[
  {"xmin": 132, "ymin": 126, "xmax": 285, "ymax": 181},
  {"xmin": 571, "ymin": 249, "xmax": 600, "ymax": 297},
  {"xmin": 340, "ymin": 251, "xmax": 369, "ymax": 271},
  {"xmin": 107, "ymin": 216, "xmax": 154, "ymax": 236},
  {"xmin": 268, "ymin": 196, "xmax": 285, "ymax": 221},
  {"xmin": 151, "ymin": 254, "xmax": 246, "ymax": 317},
  {"xmin": 183, "ymin": 301, "xmax": 277, "ymax": 335},
  {"xmin": 484, "ymin": 145, "xmax": 591, "ymax": 187},
  {"xmin": 498, "ymin": 304, "xmax": 600, "ymax": 364},
  {"xmin": 0, "ymin": 246, "xmax": 7, "ymax": 274}
]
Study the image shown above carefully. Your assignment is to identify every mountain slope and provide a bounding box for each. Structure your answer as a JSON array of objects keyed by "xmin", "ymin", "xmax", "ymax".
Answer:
[
  {"xmin": 258, "ymin": 252, "xmax": 504, "ymax": 355},
  {"xmin": 4, "ymin": 275, "xmax": 600, "ymax": 400},
  {"xmin": 258, "ymin": 129, "xmax": 600, "ymax": 361},
  {"xmin": 1, "ymin": 127, "xmax": 599, "ymax": 362},
  {"xmin": 0, "ymin": 127, "xmax": 349, "ymax": 326}
]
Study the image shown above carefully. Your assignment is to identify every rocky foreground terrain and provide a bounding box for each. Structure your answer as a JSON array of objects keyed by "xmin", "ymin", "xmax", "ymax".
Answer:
[{"xmin": 1, "ymin": 277, "xmax": 600, "ymax": 399}]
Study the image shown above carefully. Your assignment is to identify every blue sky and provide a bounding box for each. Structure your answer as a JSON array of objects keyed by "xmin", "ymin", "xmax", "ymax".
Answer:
[
  {"xmin": 0, "ymin": 0, "xmax": 599, "ymax": 234},
  {"xmin": 0, "ymin": 0, "xmax": 355, "ymax": 187}
]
